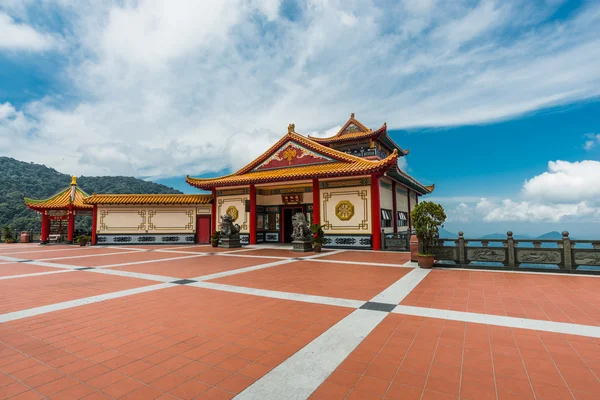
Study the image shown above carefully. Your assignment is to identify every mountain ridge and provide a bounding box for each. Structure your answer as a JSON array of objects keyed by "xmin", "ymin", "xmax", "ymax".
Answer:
[{"xmin": 0, "ymin": 157, "xmax": 182, "ymax": 233}]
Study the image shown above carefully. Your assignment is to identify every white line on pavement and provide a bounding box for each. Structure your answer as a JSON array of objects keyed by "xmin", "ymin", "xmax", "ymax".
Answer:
[
  {"xmin": 0, "ymin": 270, "xmax": 75, "ymax": 281},
  {"xmin": 370, "ymin": 267, "xmax": 429, "ymax": 304},
  {"xmin": 192, "ymin": 281, "xmax": 364, "ymax": 309},
  {"xmin": 392, "ymin": 305, "xmax": 600, "ymax": 338},
  {"xmin": 236, "ymin": 309, "xmax": 387, "ymax": 400},
  {"xmin": 0, "ymin": 283, "xmax": 176, "ymax": 323}
]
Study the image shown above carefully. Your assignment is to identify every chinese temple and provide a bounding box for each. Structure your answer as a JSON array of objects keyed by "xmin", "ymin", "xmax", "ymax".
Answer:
[
  {"xmin": 186, "ymin": 114, "xmax": 433, "ymax": 250},
  {"xmin": 24, "ymin": 114, "xmax": 433, "ymax": 250}
]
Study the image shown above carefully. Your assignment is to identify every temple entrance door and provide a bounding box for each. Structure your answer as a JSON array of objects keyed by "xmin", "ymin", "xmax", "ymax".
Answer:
[
  {"xmin": 282, "ymin": 206, "xmax": 304, "ymax": 243},
  {"xmin": 196, "ymin": 216, "xmax": 211, "ymax": 244}
]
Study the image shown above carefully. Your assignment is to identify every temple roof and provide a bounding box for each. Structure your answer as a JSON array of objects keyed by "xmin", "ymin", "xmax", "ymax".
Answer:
[
  {"xmin": 308, "ymin": 113, "xmax": 409, "ymax": 156},
  {"xmin": 187, "ymin": 128, "xmax": 401, "ymax": 189},
  {"xmin": 84, "ymin": 194, "xmax": 212, "ymax": 205},
  {"xmin": 387, "ymin": 166, "xmax": 435, "ymax": 195},
  {"xmin": 24, "ymin": 176, "xmax": 92, "ymax": 210}
]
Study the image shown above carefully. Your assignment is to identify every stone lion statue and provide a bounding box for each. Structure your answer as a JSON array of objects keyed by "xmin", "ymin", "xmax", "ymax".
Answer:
[
  {"xmin": 220, "ymin": 214, "xmax": 240, "ymax": 237},
  {"xmin": 291, "ymin": 212, "xmax": 311, "ymax": 241}
]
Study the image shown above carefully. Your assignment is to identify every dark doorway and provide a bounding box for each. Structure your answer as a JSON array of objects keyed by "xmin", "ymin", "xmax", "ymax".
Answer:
[{"xmin": 282, "ymin": 206, "xmax": 304, "ymax": 243}]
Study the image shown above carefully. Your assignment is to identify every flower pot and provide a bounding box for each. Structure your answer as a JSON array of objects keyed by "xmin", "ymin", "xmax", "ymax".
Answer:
[
  {"xmin": 313, "ymin": 245, "xmax": 322, "ymax": 253},
  {"xmin": 211, "ymin": 241, "xmax": 219, "ymax": 248},
  {"xmin": 79, "ymin": 240, "xmax": 87, "ymax": 247},
  {"xmin": 418, "ymin": 254, "xmax": 435, "ymax": 269}
]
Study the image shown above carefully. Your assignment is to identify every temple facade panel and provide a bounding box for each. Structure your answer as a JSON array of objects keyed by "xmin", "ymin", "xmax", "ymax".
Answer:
[
  {"xmin": 320, "ymin": 183, "xmax": 371, "ymax": 235},
  {"xmin": 215, "ymin": 190, "xmax": 250, "ymax": 233},
  {"xmin": 197, "ymin": 205, "xmax": 211, "ymax": 215}
]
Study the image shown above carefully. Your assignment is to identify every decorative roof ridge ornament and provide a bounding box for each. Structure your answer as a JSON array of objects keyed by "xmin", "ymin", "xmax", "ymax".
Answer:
[
  {"xmin": 71, "ymin": 176, "xmax": 77, "ymax": 186},
  {"xmin": 288, "ymin": 123, "xmax": 295, "ymax": 134}
]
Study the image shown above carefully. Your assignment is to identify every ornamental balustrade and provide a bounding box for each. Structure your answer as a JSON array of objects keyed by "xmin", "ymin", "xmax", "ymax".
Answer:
[
  {"xmin": 382, "ymin": 232, "xmax": 410, "ymax": 251},
  {"xmin": 432, "ymin": 231, "xmax": 600, "ymax": 273}
]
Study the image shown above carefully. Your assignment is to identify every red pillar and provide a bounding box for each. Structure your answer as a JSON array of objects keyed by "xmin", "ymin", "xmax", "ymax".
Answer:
[
  {"xmin": 392, "ymin": 181, "xmax": 398, "ymax": 234},
  {"xmin": 67, "ymin": 208, "xmax": 75, "ymax": 244},
  {"xmin": 41, "ymin": 213, "xmax": 49, "ymax": 243},
  {"xmin": 211, "ymin": 189, "xmax": 217, "ymax": 233},
  {"xmin": 91, "ymin": 205, "xmax": 98, "ymax": 245},
  {"xmin": 249, "ymin": 185, "xmax": 257, "ymax": 244},
  {"xmin": 371, "ymin": 174, "xmax": 381, "ymax": 250},
  {"xmin": 407, "ymin": 189, "xmax": 412, "ymax": 232},
  {"xmin": 312, "ymin": 179, "xmax": 320, "ymax": 225}
]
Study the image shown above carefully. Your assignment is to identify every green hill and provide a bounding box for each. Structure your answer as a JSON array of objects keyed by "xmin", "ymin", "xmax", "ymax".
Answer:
[{"xmin": 0, "ymin": 157, "xmax": 182, "ymax": 234}]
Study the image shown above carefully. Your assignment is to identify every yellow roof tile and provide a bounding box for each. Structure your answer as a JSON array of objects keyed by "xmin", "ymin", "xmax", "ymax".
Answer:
[
  {"xmin": 24, "ymin": 185, "xmax": 92, "ymax": 210},
  {"xmin": 84, "ymin": 194, "xmax": 212, "ymax": 205}
]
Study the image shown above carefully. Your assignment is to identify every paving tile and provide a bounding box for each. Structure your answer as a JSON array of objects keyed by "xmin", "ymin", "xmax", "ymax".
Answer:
[
  {"xmin": 209, "ymin": 260, "xmax": 411, "ymax": 300},
  {"xmin": 401, "ymin": 269, "xmax": 600, "ymax": 325},
  {"xmin": 0, "ymin": 272, "xmax": 155, "ymax": 313}
]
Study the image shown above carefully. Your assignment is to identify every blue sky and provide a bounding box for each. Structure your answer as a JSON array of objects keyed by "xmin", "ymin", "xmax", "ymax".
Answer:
[{"xmin": 1, "ymin": 0, "xmax": 599, "ymax": 237}]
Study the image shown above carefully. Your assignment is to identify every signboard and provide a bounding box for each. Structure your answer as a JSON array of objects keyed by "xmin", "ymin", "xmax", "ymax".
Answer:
[{"xmin": 281, "ymin": 194, "xmax": 302, "ymax": 204}]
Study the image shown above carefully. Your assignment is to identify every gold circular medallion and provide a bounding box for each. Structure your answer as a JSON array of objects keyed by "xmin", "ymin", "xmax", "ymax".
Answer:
[
  {"xmin": 335, "ymin": 200, "xmax": 354, "ymax": 221},
  {"xmin": 226, "ymin": 206, "xmax": 239, "ymax": 221}
]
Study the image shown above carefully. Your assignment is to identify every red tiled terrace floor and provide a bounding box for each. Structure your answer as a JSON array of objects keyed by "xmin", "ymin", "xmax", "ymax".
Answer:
[
  {"xmin": 209, "ymin": 261, "xmax": 411, "ymax": 300},
  {"xmin": 1, "ymin": 286, "xmax": 351, "ymax": 399},
  {"xmin": 401, "ymin": 270, "xmax": 600, "ymax": 325},
  {"xmin": 311, "ymin": 313, "xmax": 600, "ymax": 400},
  {"xmin": 0, "ymin": 272, "xmax": 156, "ymax": 313}
]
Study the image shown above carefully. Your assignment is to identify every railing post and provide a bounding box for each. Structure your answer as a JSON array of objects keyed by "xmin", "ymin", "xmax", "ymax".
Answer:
[
  {"xmin": 507, "ymin": 231, "xmax": 516, "ymax": 268},
  {"xmin": 458, "ymin": 231, "xmax": 465, "ymax": 265},
  {"xmin": 562, "ymin": 231, "xmax": 572, "ymax": 271},
  {"xmin": 381, "ymin": 229, "xmax": 386, "ymax": 250}
]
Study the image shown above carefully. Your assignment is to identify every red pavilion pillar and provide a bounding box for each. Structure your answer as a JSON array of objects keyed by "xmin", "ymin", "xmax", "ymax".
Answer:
[
  {"xmin": 67, "ymin": 208, "xmax": 75, "ymax": 244},
  {"xmin": 91, "ymin": 205, "xmax": 98, "ymax": 245},
  {"xmin": 371, "ymin": 174, "xmax": 381, "ymax": 251},
  {"xmin": 249, "ymin": 185, "xmax": 257, "ymax": 244},
  {"xmin": 392, "ymin": 181, "xmax": 398, "ymax": 233},
  {"xmin": 211, "ymin": 189, "xmax": 217, "ymax": 234},
  {"xmin": 312, "ymin": 179, "xmax": 320, "ymax": 225},
  {"xmin": 41, "ymin": 212, "xmax": 49, "ymax": 244}
]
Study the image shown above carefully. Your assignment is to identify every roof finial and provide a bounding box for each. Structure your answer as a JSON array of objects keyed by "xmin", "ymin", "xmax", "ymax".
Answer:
[
  {"xmin": 287, "ymin": 123, "xmax": 295, "ymax": 134},
  {"xmin": 71, "ymin": 176, "xmax": 77, "ymax": 186},
  {"xmin": 350, "ymin": 113, "xmax": 355, "ymax": 119}
]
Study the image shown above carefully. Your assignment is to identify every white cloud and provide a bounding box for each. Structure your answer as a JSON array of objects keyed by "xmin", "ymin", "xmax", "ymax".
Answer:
[
  {"xmin": 440, "ymin": 160, "xmax": 600, "ymax": 224},
  {"xmin": 0, "ymin": 12, "xmax": 57, "ymax": 51},
  {"xmin": 584, "ymin": 133, "xmax": 600, "ymax": 150},
  {"xmin": 522, "ymin": 160, "xmax": 600, "ymax": 203},
  {"xmin": 1, "ymin": 0, "xmax": 600, "ymax": 178}
]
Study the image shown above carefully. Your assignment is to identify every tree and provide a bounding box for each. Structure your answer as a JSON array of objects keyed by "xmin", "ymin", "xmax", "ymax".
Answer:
[{"xmin": 411, "ymin": 201, "xmax": 446, "ymax": 255}]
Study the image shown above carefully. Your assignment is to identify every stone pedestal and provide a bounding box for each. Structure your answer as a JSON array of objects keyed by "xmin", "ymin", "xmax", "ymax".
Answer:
[
  {"xmin": 292, "ymin": 239, "xmax": 313, "ymax": 252},
  {"xmin": 221, "ymin": 235, "xmax": 241, "ymax": 248}
]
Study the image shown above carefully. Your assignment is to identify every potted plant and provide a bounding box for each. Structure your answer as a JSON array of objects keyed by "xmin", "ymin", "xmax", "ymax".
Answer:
[
  {"xmin": 210, "ymin": 231, "xmax": 221, "ymax": 247},
  {"xmin": 410, "ymin": 201, "xmax": 446, "ymax": 269},
  {"xmin": 2, "ymin": 226, "xmax": 15, "ymax": 244},
  {"xmin": 75, "ymin": 235, "xmax": 91, "ymax": 246},
  {"xmin": 310, "ymin": 224, "xmax": 325, "ymax": 252}
]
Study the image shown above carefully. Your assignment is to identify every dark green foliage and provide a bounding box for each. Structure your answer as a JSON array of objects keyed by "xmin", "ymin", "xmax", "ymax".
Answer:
[
  {"xmin": 0, "ymin": 157, "xmax": 182, "ymax": 234},
  {"xmin": 310, "ymin": 224, "xmax": 325, "ymax": 246},
  {"xmin": 410, "ymin": 201, "xmax": 447, "ymax": 255}
]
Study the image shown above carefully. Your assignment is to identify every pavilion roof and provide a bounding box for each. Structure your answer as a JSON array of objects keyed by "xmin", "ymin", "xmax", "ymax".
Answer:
[
  {"xmin": 308, "ymin": 113, "xmax": 409, "ymax": 155},
  {"xmin": 84, "ymin": 193, "xmax": 212, "ymax": 205},
  {"xmin": 186, "ymin": 127, "xmax": 402, "ymax": 189},
  {"xmin": 24, "ymin": 177, "xmax": 92, "ymax": 210}
]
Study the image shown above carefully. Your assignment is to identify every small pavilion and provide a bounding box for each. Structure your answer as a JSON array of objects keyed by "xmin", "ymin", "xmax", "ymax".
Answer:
[{"xmin": 24, "ymin": 176, "xmax": 93, "ymax": 244}]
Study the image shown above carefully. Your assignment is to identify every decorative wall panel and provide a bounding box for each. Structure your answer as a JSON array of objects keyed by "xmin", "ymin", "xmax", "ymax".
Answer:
[
  {"xmin": 323, "ymin": 234, "xmax": 372, "ymax": 249},
  {"xmin": 321, "ymin": 185, "xmax": 370, "ymax": 233},
  {"xmin": 216, "ymin": 195, "xmax": 249, "ymax": 233},
  {"xmin": 97, "ymin": 206, "xmax": 196, "ymax": 235},
  {"xmin": 97, "ymin": 234, "xmax": 195, "ymax": 245}
]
